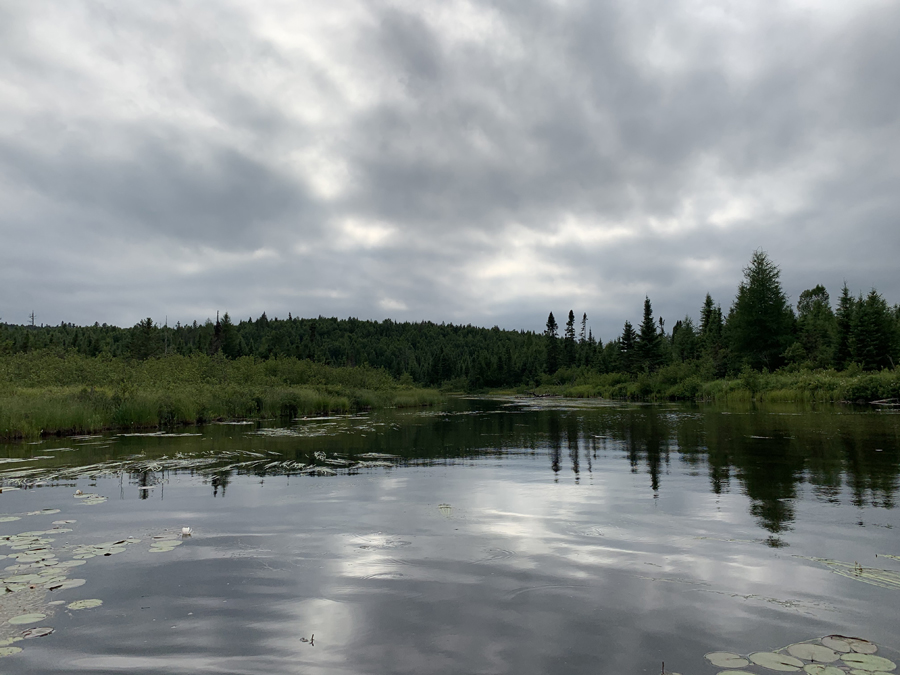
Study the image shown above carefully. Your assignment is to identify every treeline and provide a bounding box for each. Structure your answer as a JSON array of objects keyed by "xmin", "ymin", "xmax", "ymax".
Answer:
[
  {"xmin": 545, "ymin": 250, "xmax": 900, "ymax": 381},
  {"xmin": 1, "ymin": 251, "xmax": 898, "ymax": 394}
]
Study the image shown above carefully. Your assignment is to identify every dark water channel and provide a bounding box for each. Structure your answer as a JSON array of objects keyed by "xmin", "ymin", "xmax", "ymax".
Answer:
[{"xmin": 1, "ymin": 397, "xmax": 899, "ymax": 674}]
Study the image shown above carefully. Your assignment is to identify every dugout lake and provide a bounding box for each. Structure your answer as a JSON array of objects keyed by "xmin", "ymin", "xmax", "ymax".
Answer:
[{"xmin": 1, "ymin": 397, "xmax": 899, "ymax": 674}]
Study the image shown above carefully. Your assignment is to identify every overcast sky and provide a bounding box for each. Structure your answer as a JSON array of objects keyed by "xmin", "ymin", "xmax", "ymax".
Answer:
[{"xmin": 1, "ymin": 0, "xmax": 898, "ymax": 339}]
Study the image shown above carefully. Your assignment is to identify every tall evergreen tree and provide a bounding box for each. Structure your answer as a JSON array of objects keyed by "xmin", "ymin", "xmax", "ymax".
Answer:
[
  {"xmin": 850, "ymin": 289, "xmax": 895, "ymax": 370},
  {"xmin": 563, "ymin": 310, "xmax": 577, "ymax": 367},
  {"xmin": 796, "ymin": 285, "xmax": 836, "ymax": 368},
  {"xmin": 619, "ymin": 320, "xmax": 637, "ymax": 374},
  {"xmin": 635, "ymin": 296, "xmax": 662, "ymax": 372},
  {"xmin": 834, "ymin": 283, "xmax": 855, "ymax": 369},
  {"xmin": 728, "ymin": 250, "xmax": 796, "ymax": 370},
  {"xmin": 544, "ymin": 312, "xmax": 559, "ymax": 374}
]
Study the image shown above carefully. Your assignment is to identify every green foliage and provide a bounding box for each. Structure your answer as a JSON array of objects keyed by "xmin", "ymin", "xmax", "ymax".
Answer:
[
  {"xmin": 545, "ymin": 312, "xmax": 559, "ymax": 374},
  {"xmin": 0, "ymin": 351, "xmax": 438, "ymax": 439},
  {"xmin": 728, "ymin": 250, "xmax": 796, "ymax": 370},
  {"xmin": 796, "ymin": 285, "xmax": 836, "ymax": 368},
  {"xmin": 850, "ymin": 289, "xmax": 897, "ymax": 370},
  {"xmin": 635, "ymin": 296, "xmax": 663, "ymax": 372}
]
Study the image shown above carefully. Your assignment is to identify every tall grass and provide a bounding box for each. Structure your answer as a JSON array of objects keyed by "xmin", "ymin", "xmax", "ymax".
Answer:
[
  {"xmin": 0, "ymin": 351, "xmax": 440, "ymax": 440},
  {"xmin": 521, "ymin": 363, "xmax": 900, "ymax": 404}
]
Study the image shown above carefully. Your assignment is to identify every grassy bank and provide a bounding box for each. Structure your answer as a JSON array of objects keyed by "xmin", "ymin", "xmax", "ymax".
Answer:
[
  {"xmin": 516, "ymin": 362, "xmax": 900, "ymax": 404},
  {"xmin": 0, "ymin": 351, "xmax": 440, "ymax": 439}
]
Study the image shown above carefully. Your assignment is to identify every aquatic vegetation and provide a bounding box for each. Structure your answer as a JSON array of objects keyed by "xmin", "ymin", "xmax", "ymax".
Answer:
[
  {"xmin": 804, "ymin": 557, "xmax": 900, "ymax": 591},
  {"xmin": 0, "ymin": 352, "xmax": 440, "ymax": 440},
  {"xmin": 703, "ymin": 636, "xmax": 895, "ymax": 674},
  {"xmin": 67, "ymin": 599, "xmax": 102, "ymax": 610}
]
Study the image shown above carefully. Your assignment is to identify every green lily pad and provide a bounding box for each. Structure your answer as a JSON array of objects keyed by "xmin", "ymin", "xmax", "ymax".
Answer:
[
  {"xmin": 841, "ymin": 654, "xmax": 896, "ymax": 671},
  {"xmin": 718, "ymin": 672, "xmax": 755, "ymax": 675},
  {"xmin": 46, "ymin": 578, "xmax": 85, "ymax": 591},
  {"xmin": 847, "ymin": 639, "xmax": 879, "ymax": 655},
  {"xmin": 0, "ymin": 646, "xmax": 23, "ymax": 657},
  {"xmin": 787, "ymin": 644, "xmax": 839, "ymax": 663},
  {"xmin": 707, "ymin": 653, "xmax": 751, "ymax": 668},
  {"xmin": 804, "ymin": 665, "xmax": 845, "ymax": 675},
  {"xmin": 0, "ymin": 516, "xmax": 21, "ymax": 523},
  {"xmin": 749, "ymin": 652, "xmax": 804, "ymax": 671},
  {"xmin": 67, "ymin": 599, "xmax": 102, "ymax": 610},
  {"xmin": 8, "ymin": 613, "xmax": 46, "ymax": 625}
]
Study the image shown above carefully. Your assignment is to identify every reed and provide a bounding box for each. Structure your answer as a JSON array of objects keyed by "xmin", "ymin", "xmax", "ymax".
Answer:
[{"xmin": 0, "ymin": 351, "xmax": 439, "ymax": 440}]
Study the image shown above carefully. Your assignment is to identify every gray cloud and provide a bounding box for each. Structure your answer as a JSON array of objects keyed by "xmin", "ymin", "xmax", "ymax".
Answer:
[{"xmin": 1, "ymin": 0, "xmax": 898, "ymax": 337}]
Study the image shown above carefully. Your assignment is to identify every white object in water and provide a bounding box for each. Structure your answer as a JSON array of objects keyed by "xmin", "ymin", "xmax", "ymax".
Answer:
[
  {"xmin": 182, "ymin": 527, "xmax": 193, "ymax": 537},
  {"xmin": 74, "ymin": 490, "xmax": 83, "ymax": 496}
]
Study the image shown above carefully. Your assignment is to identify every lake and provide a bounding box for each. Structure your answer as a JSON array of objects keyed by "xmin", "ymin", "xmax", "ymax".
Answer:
[{"xmin": 1, "ymin": 397, "xmax": 898, "ymax": 674}]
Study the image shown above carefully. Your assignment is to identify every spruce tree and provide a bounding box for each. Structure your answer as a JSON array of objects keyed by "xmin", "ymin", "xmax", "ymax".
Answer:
[
  {"xmin": 544, "ymin": 312, "xmax": 559, "ymax": 374},
  {"xmin": 563, "ymin": 310, "xmax": 576, "ymax": 367},
  {"xmin": 834, "ymin": 283, "xmax": 855, "ymax": 369},
  {"xmin": 796, "ymin": 285, "xmax": 836, "ymax": 368},
  {"xmin": 619, "ymin": 320, "xmax": 637, "ymax": 374},
  {"xmin": 850, "ymin": 289, "xmax": 895, "ymax": 370},
  {"xmin": 728, "ymin": 250, "xmax": 795, "ymax": 370},
  {"xmin": 635, "ymin": 296, "xmax": 662, "ymax": 372}
]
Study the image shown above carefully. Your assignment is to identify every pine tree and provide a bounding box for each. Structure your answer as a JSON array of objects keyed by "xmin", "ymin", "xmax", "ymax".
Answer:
[
  {"xmin": 728, "ymin": 250, "xmax": 795, "ymax": 370},
  {"xmin": 850, "ymin": 289, "xmax": 895, "ymax": 370},
  {"xmin": 796, "ymin": 285, "xmax": 836, "ymax": 368},
  {"xmin": 544, "ymin": 312, "xmax": 559, "ymax": 374},
  {"xmin": 834, "ymin": 283, "xmax": 855, "ymax": 369},
  {"xmin": 619, "ymin": 320, "xmax": 637, "ymax": 374},
  {"xmin": 563, "ymin": 310, "xmax": 576, "ymax": 367},
  {"xmin": 635, "ymin": 296, "xmax": 662, "ymax": 372}
]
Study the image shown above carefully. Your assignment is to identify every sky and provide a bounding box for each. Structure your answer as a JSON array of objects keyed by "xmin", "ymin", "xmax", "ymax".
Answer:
[{"xmin": 1, "ymin": 0, "xmax": 898, "ymax": 340}]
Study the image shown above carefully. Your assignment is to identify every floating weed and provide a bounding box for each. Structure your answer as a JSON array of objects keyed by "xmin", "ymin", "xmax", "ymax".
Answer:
[
  {"xmin": 805, "ymin": 557, "xmax": 900, "ymax": 591},
  {"xmin": 0, "ymin": 646, "xmax": 22, "ymax": 657},
  {"xmin": 67, "ymin": 599, "xmax": 102, "ymax": 610}
]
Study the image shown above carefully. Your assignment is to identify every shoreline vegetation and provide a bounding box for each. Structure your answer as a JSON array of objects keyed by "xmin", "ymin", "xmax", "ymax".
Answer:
[
  {"xmin": 0, "ymin": 352, "xmax": 440, "ymax": 440},
  {"xmin": 2, "ymin": 251, "xmax": 898, "ymax": 439}
]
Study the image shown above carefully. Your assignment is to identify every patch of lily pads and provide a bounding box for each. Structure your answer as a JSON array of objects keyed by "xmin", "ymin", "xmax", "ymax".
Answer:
[
  {"xmin": 703, "ymin": 635, "xmax": 897, "ymax": 674},
  {"xmin": 0, "ymin": 503, "xmax": 193, "ymax": 661}
]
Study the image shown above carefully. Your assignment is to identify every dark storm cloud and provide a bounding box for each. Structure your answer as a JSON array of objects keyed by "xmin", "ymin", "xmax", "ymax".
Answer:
[{"xmin": 0, "ymin": 0, "xmax": 898, "ymax": 333}]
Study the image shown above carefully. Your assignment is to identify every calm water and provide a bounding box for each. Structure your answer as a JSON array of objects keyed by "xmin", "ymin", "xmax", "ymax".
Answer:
[{"xmin": 1, "ymin": 397, "xmax": 898, "ymax": 674}]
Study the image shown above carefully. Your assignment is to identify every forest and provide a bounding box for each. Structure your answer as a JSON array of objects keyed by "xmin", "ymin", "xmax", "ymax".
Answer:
[{"xmin": 2, "ymin": 250, "xmax": 899, "ymax": 420}]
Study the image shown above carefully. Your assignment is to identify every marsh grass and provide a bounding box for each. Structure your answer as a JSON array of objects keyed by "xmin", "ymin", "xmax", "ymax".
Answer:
[
  {"xmin": 521, "ymin": 363, "xmax": 900, "ymax": 404},
  {"xmin": 0, "ymin": 352, "xmax": 440, "ymax": 439}
]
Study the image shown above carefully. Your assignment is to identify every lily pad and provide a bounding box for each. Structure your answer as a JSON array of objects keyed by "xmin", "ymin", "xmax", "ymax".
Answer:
[
  {"xmin": 840, "ymin": 654, "xmax": 896, "ymax": 671},
  {"xmin": 0, "ymin": 516, "xmax": 21, "ymax": 523},
  {"xmin": 804, "ymin": 665, "xmax": 845, "ymax": 675},
  {"xmin": 46, "ymin": 578, "xmax": 85, "ymax": 591},
  {"xmin": 67, "ymin": 599, "xmax": 102, "ymax": 610},
  {"xmin": 8, "ymin": 613, "xmax": 46, "ymax": 625},
  {"xmin": 787, "ymin": 644, "xmax": 839, "ymax": 662},
  {"xmin": 718, "ymin": 672, "xmax": 755, "ymax": 675},
  {"xmin": 0, "ymin": 646, "xmax": 23, "ymax": 657},
  {"xmin": 707, "ymin": 652, "xmax": 751, "ymax": 668},
  {"xmin": 21, "ymin": 626, "xmax": 54, "ymax": 639},
  {"xmin": 749, "ymin": 652, "xmax": 804, "ymax": 671},
  {"xmin": 847, "ymin": 639, "xmax": 879, "ymax": 655}
]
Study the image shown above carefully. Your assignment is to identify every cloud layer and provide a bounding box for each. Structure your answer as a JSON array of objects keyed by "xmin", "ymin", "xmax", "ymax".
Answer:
[{"xmin": 2, "ymin": 0, "xmax": 898, "ymax": 339}]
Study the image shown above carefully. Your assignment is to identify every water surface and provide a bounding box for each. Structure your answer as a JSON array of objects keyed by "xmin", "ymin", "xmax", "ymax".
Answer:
[{"xmin": 1, "ymin": 398, "xmax": 898, "ymax": 674}]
